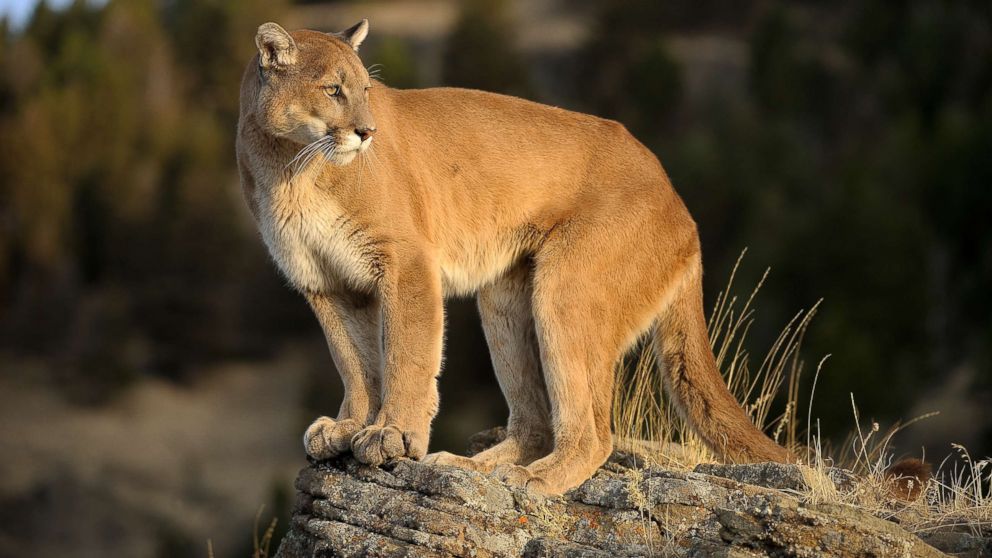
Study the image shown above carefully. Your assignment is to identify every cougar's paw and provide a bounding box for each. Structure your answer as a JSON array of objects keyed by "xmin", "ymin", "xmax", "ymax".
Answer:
[
  {"xmin": 492, "ymin": 463, "xmax": 551, "ymax": 494},
  {"xmin": 351, "ymin": 424, "xmax": 427, "ymax": 466},
  {"xmin": 422, "ymin": 451, "xmax": 487, "ymax": 472},
  {"xmin": 303, "ymin": 417, "xmax": 361, "ymax": 460}
]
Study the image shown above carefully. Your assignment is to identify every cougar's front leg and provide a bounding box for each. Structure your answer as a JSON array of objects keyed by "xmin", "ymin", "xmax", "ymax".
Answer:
[
  {"xmin": 351, "ymin": 255, "xmax": 443, "ymax": 465},
  {"xmin": 302, "ymin": 291, "xmax": 382, "ymax": 460}
]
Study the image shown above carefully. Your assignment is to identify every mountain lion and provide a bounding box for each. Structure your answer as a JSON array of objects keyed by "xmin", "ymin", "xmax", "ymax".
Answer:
[{"xmin": 236, "ymin": 20, "xmax": 791, "ymax": 495}]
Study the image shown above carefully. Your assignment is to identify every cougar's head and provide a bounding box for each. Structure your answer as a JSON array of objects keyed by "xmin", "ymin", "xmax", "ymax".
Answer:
[{"xmin": 251, "ymin": 20, "xmax": 375, "ymax": 166}]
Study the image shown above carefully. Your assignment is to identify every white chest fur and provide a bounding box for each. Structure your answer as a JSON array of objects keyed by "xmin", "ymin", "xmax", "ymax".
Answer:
[{"xmin": 257, "ymin": 178, "xmax": 377, "ymax": 293}]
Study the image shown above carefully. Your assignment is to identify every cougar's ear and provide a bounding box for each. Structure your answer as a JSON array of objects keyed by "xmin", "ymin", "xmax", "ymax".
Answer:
[
  {"xmin": 256, "ymin": 22, "xmax": 297, "ymax": 69},
  {"xmin": 335, "ymin": 19, "xmax": 369, "ymax": 51}
]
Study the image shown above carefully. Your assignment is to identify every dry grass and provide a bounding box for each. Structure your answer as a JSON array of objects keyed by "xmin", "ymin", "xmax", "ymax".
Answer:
[
  {"xmin": 252, "ymin": 506, "xmax": 279, "ymax": 558},
  {"xmin": 613, "ymin": 249, "xmax": 819, "ymax": 467},
  {"xmin": 210, "ymin": 506, "xmax": 279, "ymax": 558},
  {"xmin": 214, "ymin": 506, "xmax": 279, "ymax": 558},
  {"xmin": 613, "ymin": 249, "xmax": 991, "ymax": 537}
]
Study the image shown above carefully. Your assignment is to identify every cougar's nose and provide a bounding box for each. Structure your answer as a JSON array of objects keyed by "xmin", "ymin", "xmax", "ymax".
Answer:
[{"xmin": 356, "ymin": 127, "xmax": 376, "ymax": 141}]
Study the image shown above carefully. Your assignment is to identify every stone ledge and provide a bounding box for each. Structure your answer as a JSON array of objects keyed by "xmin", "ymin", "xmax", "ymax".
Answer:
[{"xmin": 274, "ymin": 445, "xmax": 980, "ymax": 557}]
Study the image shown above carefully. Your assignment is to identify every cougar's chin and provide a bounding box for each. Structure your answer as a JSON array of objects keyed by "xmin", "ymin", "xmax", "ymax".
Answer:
[
  {"xmin": 330, "ymin": 149, "xmax": 359, "ymax": 166},
  {"xmin": 325, "ymin": 135, "xmax": 365, "ymax": 166}
]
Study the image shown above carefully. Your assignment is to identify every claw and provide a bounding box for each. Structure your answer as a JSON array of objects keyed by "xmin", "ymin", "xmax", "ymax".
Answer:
[
  {"xmin": 304, "ymin": 417, "xmax": 361, "ymax": 460},
  {"xmin": 351, "ymin": 424, "xmax": 426, "ymax": 466},
  {"xmin": 492, "ymin": 463, "xmax": 552, "ymax": 494},
  {"xmin": 422, "ymin": 451, "xmax": 485, "ymax": 471}
]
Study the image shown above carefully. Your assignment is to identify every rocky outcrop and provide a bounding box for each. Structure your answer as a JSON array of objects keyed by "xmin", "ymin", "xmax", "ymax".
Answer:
[{"xmin": 275, "ymin": 434, "xmax": 986, "ymax": 557}]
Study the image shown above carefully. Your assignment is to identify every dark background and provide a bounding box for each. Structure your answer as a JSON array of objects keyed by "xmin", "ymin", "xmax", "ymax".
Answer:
[{"xmin": 1, "ymin": 0, "xmax": 989, "ymax": 556}]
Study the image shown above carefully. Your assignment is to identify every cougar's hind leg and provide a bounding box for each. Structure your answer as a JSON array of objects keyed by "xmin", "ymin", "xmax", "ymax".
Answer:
[
  {"xmin": 491, "ymin": 264, "xmax": 613, "ymax": 494},
  {"xmin": 492, "ymin": 211, "xmax": 682, "ymax": 494},
  {"xmin": 489, "ymin": 244, "xmax": 627, "ymax": 493},
  {"xmin": 424, "ymin": 262, "xmax": 552, "ymax": 472}
]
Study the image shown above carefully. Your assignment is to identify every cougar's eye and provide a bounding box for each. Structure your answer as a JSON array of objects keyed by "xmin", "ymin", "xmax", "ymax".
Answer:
[{"xmin": 323, "ymin": 85, "xmax": 342, "ymax": 98}]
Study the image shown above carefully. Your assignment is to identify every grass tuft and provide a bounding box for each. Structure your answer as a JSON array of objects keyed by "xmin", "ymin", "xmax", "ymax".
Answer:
[
  {"xmin": 613, "ymin": 249, "xmax": 991, "ymax": 536},
  {"xmin": 252, "ymin": 506, "xmax": 279, "ymax": 558}
]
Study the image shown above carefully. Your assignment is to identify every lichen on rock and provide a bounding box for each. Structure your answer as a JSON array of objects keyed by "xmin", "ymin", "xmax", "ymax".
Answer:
[{"xmin": 275, "ymin": 433, "xmax": 983, "ymax": 557}]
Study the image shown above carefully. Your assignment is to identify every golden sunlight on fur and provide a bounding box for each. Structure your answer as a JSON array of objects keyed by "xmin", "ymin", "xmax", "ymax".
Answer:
[{"xmin": 236, "ymin": 20, "xmax": 791, "ymax": 495}]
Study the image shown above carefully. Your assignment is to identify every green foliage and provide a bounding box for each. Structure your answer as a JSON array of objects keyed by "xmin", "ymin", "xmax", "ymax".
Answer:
[
  {"xmin": 155, "ymin": 521, "xmax": 198, "ymax": 558},
  {"xmin": 622, "ymin": 40, "xmax": 682, "ymax": 136},
  {"xmin": 368, "ymin": 37, "xmax": 421, "ymax": 89},
  {"xmin": 579, "ymin": 0, "xmax": 992, "ymax": 447},
  {"xmin": 442, "ymin": 0, "xmax": 532, "ymax": 97},
  {"xmin": 1, "ymin": 0, "xmax": 988, "ymax": 455},
  {"xmin": 0, "ymin": 0, "xmax": 302, "ymax": 397},
  {"xmin": 577, "ymin": 1, "xmax": 683, "ymax": 138}
]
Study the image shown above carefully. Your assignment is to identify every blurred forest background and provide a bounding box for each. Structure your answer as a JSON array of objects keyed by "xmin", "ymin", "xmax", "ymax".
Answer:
[{"xmin": 0, "ymin": 0, "xmax": 989, "ymax": 556}]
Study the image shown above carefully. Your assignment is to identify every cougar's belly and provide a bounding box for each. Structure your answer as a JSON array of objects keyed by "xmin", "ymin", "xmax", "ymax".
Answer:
[
  {"xmin": 258, "ymin": 187, "xmax": 378, "ymax": 294},
  {"xmin": 438, "ymin": 230, "xmax": 531, "ymax": 297}
]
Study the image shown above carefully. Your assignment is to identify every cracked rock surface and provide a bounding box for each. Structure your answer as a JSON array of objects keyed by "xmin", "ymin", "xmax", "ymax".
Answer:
[{"xmin": 275, "ymin": 434, "xmax": 985, "ymax": 557}]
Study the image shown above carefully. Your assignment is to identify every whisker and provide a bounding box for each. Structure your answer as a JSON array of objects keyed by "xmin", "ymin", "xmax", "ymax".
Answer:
[
  {"xmin": 287, "ymin": 145, "xmax": 317, "ymax": 170},
  {"xmin": 300, "ymin": 136, "xmax": 331, "ymax": 160},
  {"xmin": 298, "ymin": 147, "xmax": 321, "ymax": 174},
  {"xmin": 289, "ymin": 137, "xmax": 335, "ymax": 184},
  {"xmin": 295, "ymin": 143, "xmax": 323, "ymax": 173},
  {"xmin": 286, "ymin": 137, "xmax": 326, "ymax": 171},
  {"xmin": 315, "ymin": 143, "xmax": 337, "ymax": 177},
  {"xmin": 367, "ymin": 142, "xmax": 382, "ymax": 174},
  {"xmin": 358, "ymin": 147, "xmax": 366, "ymax": 189},
  {"xmin": 363, "ymin": 145, "xmax": 375, "ymax": 176},
  {"xmin": 289, "ymin": 137, "xmax": 331, "ymax": 175},
  {"xmin": 307, "ymin": 140, "xmax": 334, "ymax": 174},
  {"xmin": 366, "ymin": 63, "xmax": 385, "ymax": 83}
]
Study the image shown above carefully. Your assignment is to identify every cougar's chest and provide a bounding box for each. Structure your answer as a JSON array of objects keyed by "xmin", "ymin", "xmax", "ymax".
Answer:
[{"xmin": 257, "ymin": 182, "xmax": 377, "ymax": 293}]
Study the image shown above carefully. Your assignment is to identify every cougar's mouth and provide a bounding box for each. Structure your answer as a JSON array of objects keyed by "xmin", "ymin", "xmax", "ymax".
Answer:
[{"xmin": 334, "ymin": 132, "xmax": 364, "ymax": 154}]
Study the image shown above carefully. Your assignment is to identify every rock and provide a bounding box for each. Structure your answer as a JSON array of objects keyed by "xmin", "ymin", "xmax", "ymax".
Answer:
[
  {"xmin": 466, "ymin": 427, "xmax": 507, "ymax": 457},
  {"xmin": 275, "ymin": 441, "xmax": 969, "ymax": 557},
  {"xmin": 694, "ymin": 462, "xmax": 856, "ymax": 493},
  {"xmin": 694, "ymin": 462, "xmax": 812, "ymax": 492},
  {"xmin": 920, "ymin": 530, "xmax": 992, "ymax": 557}
]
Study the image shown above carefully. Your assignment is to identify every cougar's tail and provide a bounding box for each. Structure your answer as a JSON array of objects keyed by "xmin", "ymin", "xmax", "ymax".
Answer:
[{"xmin": 653, "ymin": 255, "xmax": 792, "ymax": 463}]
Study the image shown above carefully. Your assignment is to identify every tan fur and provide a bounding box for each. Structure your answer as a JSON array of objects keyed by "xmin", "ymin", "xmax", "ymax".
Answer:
[
  {"xmin": 884, "ymin": 458, "xmax": 931, "ymax": 501},
  {"xmin": 237, "ymin": 22, "xmax": 792, "ymax": 495}
]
